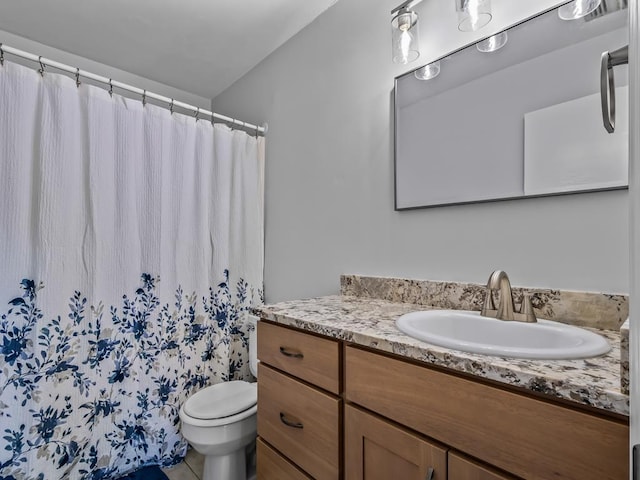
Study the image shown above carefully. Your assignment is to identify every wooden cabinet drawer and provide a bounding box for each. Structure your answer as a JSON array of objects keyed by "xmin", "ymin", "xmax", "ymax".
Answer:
[
  {"xmin": 258, "ymin": 364, "xmax": 341, "ymax": 480},
  {"xmin": 345, "ymin": 346, "xmax": 628, "ymax": 480},
  {"xmin": 448, "ymin": 452, "xmax": 516, "ymax": 480},
  {"xmin": 258, "ymin": 321, "xmax": 340, "ymax": 394},
  {"xmin": 257, "ymin": 438, "xmax": 311, "ymax": 480},
  {"xmin": 345, "ymin": 404, "xmax": 447, "ymax": 480}
]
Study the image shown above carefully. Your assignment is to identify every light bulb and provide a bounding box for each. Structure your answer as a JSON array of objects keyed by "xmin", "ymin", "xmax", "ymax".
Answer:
[
  {"xmin": 468, "ymin": 0, "xmax": 480, "ymax": 30},
  {"xmin": 398, "ymin": 12, "xmax": 413, "ymax": 31},
  {"xmin": 401, "ymin": 31, "xmax": 413, "ymax": 62}
]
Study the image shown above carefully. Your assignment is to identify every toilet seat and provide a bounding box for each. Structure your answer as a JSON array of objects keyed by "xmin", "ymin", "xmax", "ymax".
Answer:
[
  {"xmin": 185, "ymin": 381, "xmax": 257, "ymax": 419},
  {"xmin": 180, "ymin": 381, "xmax": 257, "ymax": 427}
]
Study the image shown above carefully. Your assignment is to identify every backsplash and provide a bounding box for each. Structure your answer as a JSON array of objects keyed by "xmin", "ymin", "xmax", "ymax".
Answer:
[
  {"xmin": 621, "ymin": 319, "xmax": 629, "ymax": 395},
  {"xmin": 340, "ymin": 275, "xmax": 628, "ymax": 331}
]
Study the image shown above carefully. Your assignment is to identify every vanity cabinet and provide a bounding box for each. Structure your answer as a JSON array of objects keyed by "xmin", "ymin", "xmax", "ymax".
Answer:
[
  {"xmin": 257, "ymin": 321, "xmax": 629, "ymax": 480},
  {"xmin": 345, "ymin": 345, "xmax": 628, "ymax": 480},
  {"xmin": 257, "ymin": 321, "xmax": 342, "ymax": 480}
]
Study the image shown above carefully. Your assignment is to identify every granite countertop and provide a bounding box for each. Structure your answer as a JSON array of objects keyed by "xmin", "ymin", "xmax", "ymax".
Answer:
[{"xmin": 256, "ymin": 295, "xmax": 628, "ymax": 417}]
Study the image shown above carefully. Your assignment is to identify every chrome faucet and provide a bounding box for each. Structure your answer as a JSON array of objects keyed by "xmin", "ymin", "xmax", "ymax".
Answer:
[{"xmin": 480, "ymin": 270, "xmax": 537, "ymax": 323}]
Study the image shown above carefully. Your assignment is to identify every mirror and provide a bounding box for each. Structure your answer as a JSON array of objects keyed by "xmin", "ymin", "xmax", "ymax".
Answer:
[{"xmin": 394, "ymin": 1, "xmax": 628, "ymax": 210}]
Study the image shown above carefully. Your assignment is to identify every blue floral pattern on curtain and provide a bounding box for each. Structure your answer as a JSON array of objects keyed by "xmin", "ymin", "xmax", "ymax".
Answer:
[{"xmin": 0, "ymin": 271, "xmax": 262, "ymax": 479}]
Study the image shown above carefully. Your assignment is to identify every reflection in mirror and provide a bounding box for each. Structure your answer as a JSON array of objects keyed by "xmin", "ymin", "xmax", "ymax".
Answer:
[
  {"xmin": 476, "ymin": 31, "xmax": 508, "ymax": 52},
  {"xmin": 394, "ymin": 0, "xmax": 628, "ymax": 210}
]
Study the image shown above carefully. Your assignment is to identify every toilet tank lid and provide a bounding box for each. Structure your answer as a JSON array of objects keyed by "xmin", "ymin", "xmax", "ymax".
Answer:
[{"xmin": 184, "ymin": 380, "xmax": 257, "ymax": 420}]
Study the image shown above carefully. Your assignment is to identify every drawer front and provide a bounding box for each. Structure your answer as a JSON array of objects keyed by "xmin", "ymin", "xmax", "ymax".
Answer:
[
  {"xmin": 345, "ymin": 346, "xmax": 628, "ymax": 480},
  {"xmin": 448, "ymin": 452, "xmax": 516, "ymax": 480},
  {"xmin": 257, "ymin": 437, "xmax": 311, "ymax": 480},
  {"xmin": 258, "ymin": 364, "xmax": 341, "ymax": 480},
  {"xmin": 258, "ymin": 321, "xmax": 340, "ymax": 394}
]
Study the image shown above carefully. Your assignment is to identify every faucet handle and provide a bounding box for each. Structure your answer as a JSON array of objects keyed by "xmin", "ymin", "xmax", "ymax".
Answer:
[
  {"xmin": 518, "ymin": 293, "xmax": 537, "ymax": 323},
  {"xmin": 481, "ymin": 290, "xmax": 495, "ymax": 316}
]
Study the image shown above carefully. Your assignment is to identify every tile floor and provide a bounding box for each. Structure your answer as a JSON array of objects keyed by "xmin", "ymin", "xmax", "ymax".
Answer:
[{"xmin": 162, "ymin": 449, "xmax": 204, "ymax": 480}]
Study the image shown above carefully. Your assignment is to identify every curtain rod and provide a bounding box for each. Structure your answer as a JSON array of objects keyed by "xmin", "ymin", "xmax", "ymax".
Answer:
[{"xmin": 0, "ymin": 43, "xmax": 267, "ymax": 136}]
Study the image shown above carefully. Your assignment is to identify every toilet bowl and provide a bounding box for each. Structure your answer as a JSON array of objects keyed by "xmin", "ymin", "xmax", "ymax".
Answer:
[{"xmin": 179, "ymin": 316, "xmax": 259, "ymax": 480}]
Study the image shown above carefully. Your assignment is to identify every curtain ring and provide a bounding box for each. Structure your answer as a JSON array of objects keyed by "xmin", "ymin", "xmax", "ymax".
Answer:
[
  {"xmin": 142, "ymin": 90, "xmax": 147, "ymax": 106},
  {"xmin": 170, "ymin": 99, "xmax": 174, "ymax": 115},
  {"xmin": 195, "ymin": 107, "xmax": 200, "ymax": 122},
  {"xmin": 38, "ymin": 56, "xmax": 45, "ymax": 76},
  {"xmin": 75, "ymin": 67, "xmax": 81, "ymax": 87},
  {"xmin": 108, "ymin": 79, "xmax": 113, "ymax": 97},
  {"xmin": 0, "ymin": 43, "xmax": 4, "ymax": 66}
]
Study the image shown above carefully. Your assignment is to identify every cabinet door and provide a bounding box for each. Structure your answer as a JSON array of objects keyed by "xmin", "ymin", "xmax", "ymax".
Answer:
[
  {"xmin": 345, "ymin": 405, "xmax": 447, "ymax": 480},
  {"xmin": 257, "ymin": 438, "xmax": 311, "ymax": 480},
  {"xmin": 448, "ymin": 452, "xmax": 516, "ymax": 480}
]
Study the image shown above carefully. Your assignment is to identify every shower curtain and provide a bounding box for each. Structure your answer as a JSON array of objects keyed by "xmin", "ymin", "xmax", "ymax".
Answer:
[{"xmin": 0, "ymin": 61, "xmax": 264, "ymax": 479}]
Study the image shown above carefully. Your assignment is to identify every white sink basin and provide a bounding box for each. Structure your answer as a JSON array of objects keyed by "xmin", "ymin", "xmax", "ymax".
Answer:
[{"xmin": 396, "ymin": 310, "xmax": 611, "ymax": 359}]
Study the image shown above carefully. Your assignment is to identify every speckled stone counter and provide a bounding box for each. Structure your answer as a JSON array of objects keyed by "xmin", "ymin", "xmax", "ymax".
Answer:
[{"xmin": 256, "ymin": 295, "xmax": 628, "ymax": 416}]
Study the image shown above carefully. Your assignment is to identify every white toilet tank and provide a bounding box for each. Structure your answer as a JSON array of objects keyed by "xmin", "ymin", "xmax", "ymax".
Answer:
[{"xmin": 248, "ymin": 314, "xmax": 259, "ymax": 377}]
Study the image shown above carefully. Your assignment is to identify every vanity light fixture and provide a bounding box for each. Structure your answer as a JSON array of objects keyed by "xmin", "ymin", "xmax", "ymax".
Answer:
[
  {"xmin": 414, "ymin": 60, "xmax": 441, "ymax": 80},
  {"xmin": 476, "ymin": 31, "xmax": 508, "ymax": 52},
  {"xmin": 557, "ymin": 0, "xmax": 602, "ymax": 20},
  {"xmin": 456, "ymin": 0, "xmax": 492, "ymax": 32},
  {"xmin": 391, "ymin": 2, "xmax": 421, "ymax": 64}
]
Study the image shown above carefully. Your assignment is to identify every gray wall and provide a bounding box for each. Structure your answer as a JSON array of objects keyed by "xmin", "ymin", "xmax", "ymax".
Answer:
[
  {"xmin": 213, "ymin": 0, "xmax": 629, "ymax": 302},
  {"xmin": 0, "ymin": 29, "xmax": 211, "ymax": 109}
]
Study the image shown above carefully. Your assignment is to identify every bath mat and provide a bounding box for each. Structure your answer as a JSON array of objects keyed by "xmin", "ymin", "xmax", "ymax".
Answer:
[{"xmin": 117, "ymin": 466, "xmax": 169, "ymax": 480}]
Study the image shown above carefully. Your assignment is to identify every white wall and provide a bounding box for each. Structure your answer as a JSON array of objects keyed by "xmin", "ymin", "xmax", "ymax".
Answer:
[
  {"xmin": 213, "ymin": 0, "xmax": 629, "ymax": 302},
  {"xmin": 0, "ymin": 29, "xmax": 210, "ymax": 109}
]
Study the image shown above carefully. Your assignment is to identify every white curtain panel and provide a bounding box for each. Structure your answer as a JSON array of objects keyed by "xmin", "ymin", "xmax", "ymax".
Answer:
[{"xmin": 0, "ymin": 61, "xmax": 264, "ymax": 479}]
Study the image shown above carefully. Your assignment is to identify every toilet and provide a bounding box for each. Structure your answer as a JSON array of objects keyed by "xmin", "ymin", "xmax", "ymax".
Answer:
[{"xmin": 179, "ymin": 316, "xmax": 259, "ymax": 480}]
